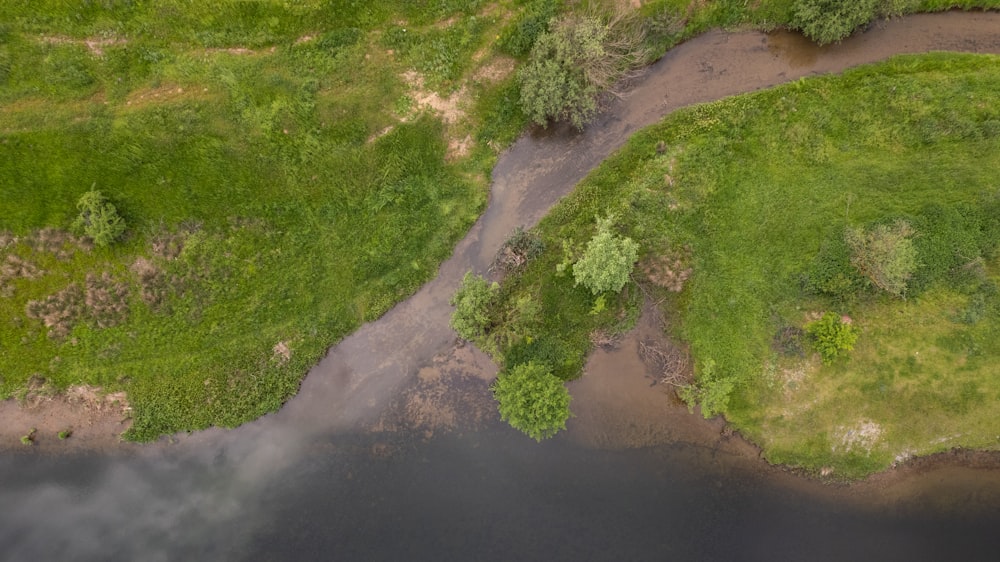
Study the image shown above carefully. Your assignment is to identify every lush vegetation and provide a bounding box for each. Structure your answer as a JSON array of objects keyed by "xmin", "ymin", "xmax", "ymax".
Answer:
[
  {"xmin": 0, "ymin": 0, "xmax": 530, "ymax": 441},
  {"xmin": 790, "ymin": 0, "xmax": 882, "ymax": 45},
  {"xmin": 471, "ymin": 53, "xmax": 1000, "ymax": 476},
  {"xmin": 518, "ymin": 9, "xmax": 647, "ymax": 129},
  {"xmin": 72, "ymin": 190, "xmax": 127, "ymax": 248},
  {"xmin": 572, "ymin": 216, "xmax": 639, "ymax": 295},
  {"xmin": 492, "ymin": 361, "xmax": 572, "ymax": 441},
  {"xmin": 450, "ymin": 272, "xmax": 500, "ymax": 341}
]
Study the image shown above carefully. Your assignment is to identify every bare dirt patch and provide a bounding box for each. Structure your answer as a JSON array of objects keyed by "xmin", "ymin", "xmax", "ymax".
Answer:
[
  {"xmin": 0, "ymin": 384, "xmax": 132, "ymax": 452},
  {"xmin": 401, "ymin": 70, "xmax": 467, "ymax": 125},
  {"xmin": 834, "ymin": 420, "xmax": 884, "ymax": 454},
  {"xmin": 38, "ymin": 35, "xmax": 127, "ymax": 56},
  {"xmin": 472, "ymin": 56, "xmax": 516, "ymax": 83}
]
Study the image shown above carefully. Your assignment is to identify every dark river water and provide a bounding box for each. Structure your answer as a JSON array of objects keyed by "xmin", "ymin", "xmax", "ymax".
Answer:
[
  {"xmin": 4, "ymin": 12, "xmax": 1000, "ymax": 562},
  {"xmin": 4, "ymin": 428, "xmax": 1000, "ymax": 561}
]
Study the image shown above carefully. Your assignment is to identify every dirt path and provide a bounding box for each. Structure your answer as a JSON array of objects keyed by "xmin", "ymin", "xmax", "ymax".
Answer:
[{"xmin": 4, "ymin": 12, "xmax": 1000, "ymax": 467}]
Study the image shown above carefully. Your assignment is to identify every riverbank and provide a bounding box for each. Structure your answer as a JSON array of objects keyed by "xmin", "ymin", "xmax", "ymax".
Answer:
[{"xmin": 4, "ymin": 11, "xmax": 1000, "ymax": 483}]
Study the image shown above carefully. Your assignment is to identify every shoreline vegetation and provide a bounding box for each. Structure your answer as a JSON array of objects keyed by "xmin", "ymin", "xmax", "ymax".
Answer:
[
  {"xmin": 469, "ymin": 51, "xmax": 1000, "ymax": 479},
  {"xmin": 2, "ymin": 1, "xmax": 999, "ymax": 480}
]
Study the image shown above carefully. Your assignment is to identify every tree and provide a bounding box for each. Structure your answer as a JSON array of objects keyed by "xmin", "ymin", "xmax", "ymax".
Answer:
[
  {"xmin": 492, "ymin": 361, "xmax": 571, "ymax": 441},
  {"xmin": 518, "ymin": 10, "xmax": 645, "ymax": 129},
  {"xmin": 449, "ymin": 271, "xmax": 498, "ymax": 340},
  {"xmin": 72, "ymin": 189, "xmax": 126, "ymax": 247},
  {"xmin": 845, "ymin": 220, "xmax": 917, "ymax": 298},
  {"xmin": 790, "ymin": 0, "xmax": 880, "ymax": 45},
  {"xmin": 573, "ymin": 217, "xmax": 639, "ymax": 295}
]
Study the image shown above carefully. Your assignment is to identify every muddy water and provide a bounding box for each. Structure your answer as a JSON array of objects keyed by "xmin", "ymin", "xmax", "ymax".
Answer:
[{"xmin": 3, "ymin": 12, "xmax": 1000, "ymax": 561}]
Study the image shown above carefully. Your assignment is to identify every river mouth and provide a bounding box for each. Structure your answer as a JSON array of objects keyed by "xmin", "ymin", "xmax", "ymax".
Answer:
[{"xmin": 4, "ymin": 12, "xmax": 1000, "ymax": 559}]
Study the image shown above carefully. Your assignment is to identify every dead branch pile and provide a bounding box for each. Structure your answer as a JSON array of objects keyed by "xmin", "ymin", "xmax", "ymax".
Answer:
[{"xmin": 638, "ymin": 340, "xmax": 690, "ymax": 387}]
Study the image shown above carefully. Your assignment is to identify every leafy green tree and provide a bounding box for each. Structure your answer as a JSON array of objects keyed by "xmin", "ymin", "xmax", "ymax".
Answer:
[
  {"xmin": 72, "ymin": 189, "xmax": 126, "ymax": 247},
  {"xmin": 790, "ymin": 0, "xmax": 880, "ymax": 45},
  {"xmin": 492, "ymin": 361, "xmax": 571, "ymax": 441},
  {"xmin": 573, "ymin": 217, "xmax": 639, "ymax": 295},
  {"xmin": 450, "ymin": 271, "xmax": 499, "ymax": 340},
  {"xmin": 805, "ymin": 312, "xmax": 859, "ymax": 365},
  {"xmin": 519, "ymin": 11, "xmax": 645, "ymax": 129},
  {"xmin": 845, "ymin": 220, "xmax": 918, "ymax": 298}
]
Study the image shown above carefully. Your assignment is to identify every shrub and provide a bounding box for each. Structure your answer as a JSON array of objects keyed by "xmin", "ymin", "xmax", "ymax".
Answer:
[
  {"xmin": 804, "ymin": 237, "xmax": 866, "ymax": 301},
  {"xmin": 492, "ymin": 361, "xmax": 571, "ymax": 441},
  {"xmin": 519, "ymin": 10, "xmax": 646, "ymax": 128},
  {"xmin": 493, "ymin": 226, "xmax": 545, "ymax": 273},
  {"xmin": 678, "ymin": 358, "xmax": 734, "ymax": 418},
  {"xmin": 497, "ymin": 0, "xmax": 558, "ymax": 57},
  {"xmin": 805, "ymin": 312, "xmax": 859, "ymax": 365},
  {"xmin": 845, "ymin": 220, "xmax": 918, "ymax": 298},
  {"xmin": 573, "ymin": 217, "xmax": 639, "ymax": 295},
  {"xmin": 72, "ymin": 189, "xmax": 126, "ymax": 248},
  {"xmin": 790, "ymin": 0, "xmax": 880, "ymax": 45},
  {"xmin": 449, "ymin": 271, "xmax": 499, "ymax": 340}
]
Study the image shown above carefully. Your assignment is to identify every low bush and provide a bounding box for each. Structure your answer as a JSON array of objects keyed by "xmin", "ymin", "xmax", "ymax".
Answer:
[
  {"xmin": 790, "ymin": 0, "xmax": 880, "ymax": 45},
  {"xmin": 805, "ymin": 312, "xmax": 859, "ymax": 365},
  {"xmin": 846, "ymin": 220, "xmax": 917, "ymax": 299},
  {"xmin": 573, "ymin": 216, "xmax": 639, "ymax": 295},
  {"xmin": 71, "ymin": 190, "xmax": 126, "ymax": 248},
  {"xmin": 449, "ymin": 272, "xmax": 499, "ymax": 340},
  {"xmin": 493, "ymin": 226, "xmax": 545, "ymax": 273}
]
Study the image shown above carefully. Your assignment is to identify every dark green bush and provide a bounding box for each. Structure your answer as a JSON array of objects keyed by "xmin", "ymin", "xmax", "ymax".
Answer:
[
  {"xmin": 790, "ymin": 0, "xmax": 880, "ymax": 45},
  {"xmin": 804, "ymin": 236, "xmax": 867, "ymax": 301},
  {"xmin": 497, "ymin": 0, "xmax": 559, "ymax": 57}
]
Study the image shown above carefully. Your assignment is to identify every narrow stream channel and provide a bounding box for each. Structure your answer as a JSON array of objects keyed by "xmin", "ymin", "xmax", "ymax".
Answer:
[{"xmin": 3, "ymin": 12, "xmax": 1000, "ymax": 561}]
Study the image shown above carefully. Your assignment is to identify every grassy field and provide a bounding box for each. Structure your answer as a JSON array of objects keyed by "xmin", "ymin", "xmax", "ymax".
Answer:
[
  {"xmin": 477, "ymin": 52, "xmax": 1000, "ymax": 478},
  {"xmin": 2, "ymin": 0, "xmax": 998, "ymax": 443},
  {"xmin": 0, "ymin": 1, "xmax": 531, "ymax": 440}
]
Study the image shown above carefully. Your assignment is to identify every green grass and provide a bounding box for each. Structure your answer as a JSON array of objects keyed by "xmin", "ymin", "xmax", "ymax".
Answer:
[
  {"xmin": 479, "ymin": 52, "xmax": 1000, "ymax": 477},
  {"xmin": 0, "ymin": 1, "xmax": 520, "ymax": 441}
]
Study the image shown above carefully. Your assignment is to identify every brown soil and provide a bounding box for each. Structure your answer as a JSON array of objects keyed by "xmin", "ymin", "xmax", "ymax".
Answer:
[
  {"xmin": 0, "ymin": 385, "xmax": 133, "ymax": 453},
  {"xmin": 566, "ymin": 301, "xmax": 718, "ymax": 449}
]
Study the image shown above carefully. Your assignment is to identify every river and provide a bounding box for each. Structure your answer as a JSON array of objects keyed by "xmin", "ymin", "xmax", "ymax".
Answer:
[{"xmin": 3, "ymin": 12, "xmax": 1000, "ymax": 561}]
